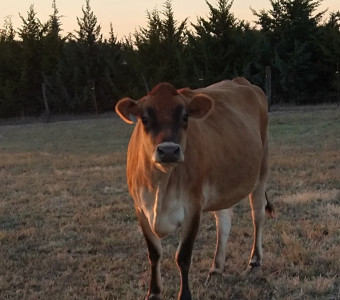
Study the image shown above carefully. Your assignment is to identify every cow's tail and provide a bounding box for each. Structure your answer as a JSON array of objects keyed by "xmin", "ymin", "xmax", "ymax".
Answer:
[{"xmin": 265, "ymin": 192, "xmax": 276, "ymax": 218}]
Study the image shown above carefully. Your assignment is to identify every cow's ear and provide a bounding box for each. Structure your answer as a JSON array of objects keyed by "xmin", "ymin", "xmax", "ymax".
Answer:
[
  {"xmin": 187, "ymin": 94, "xmax": 213, "ymax": 119},
  {"xmin": 115, "ymin": 98, "xmax": 141, "ymax": 124}
]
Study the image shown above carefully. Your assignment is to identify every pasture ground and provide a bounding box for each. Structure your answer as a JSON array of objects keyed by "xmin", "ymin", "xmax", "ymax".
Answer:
[{"xmin": 0, "ymin": 107, "xmax": 339, "ymax": 299}]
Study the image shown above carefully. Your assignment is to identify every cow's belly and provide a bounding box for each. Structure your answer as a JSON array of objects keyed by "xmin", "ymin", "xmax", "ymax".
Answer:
[
  {"xmin": 202, "ymin": 176, "xmax": 258, "ymax": 212},
  {"xmin": 201, "ymin": 147, "xmax": 262, "ymax": 211}
]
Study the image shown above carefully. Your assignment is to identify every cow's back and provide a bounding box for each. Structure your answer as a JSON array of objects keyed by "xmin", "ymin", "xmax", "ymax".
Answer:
[{"xmin": 184, "ymin": 78, "xmax": 268, "ymax": 211}]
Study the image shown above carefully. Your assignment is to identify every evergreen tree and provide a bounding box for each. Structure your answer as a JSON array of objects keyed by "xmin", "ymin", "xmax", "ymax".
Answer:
[
  {"xmin": 134, "ymin": 8, "xmax": 162, "ymax": 89},
  {"xmin": 134, "ymin": 0, "xmax": 187, "ymax": 88},
  {"xmin": 317, "ymin": 11, "xmax": 340, "ymax": 102},
  {"xmin": 41, "ymin": 0, "xmax": 66, "ymax": 114},
  {"xmin": 253, "ymin": 0, "xmax": 326, "ymax": 103},
  {"xmin": 0, "ymin": 17, "xmax": 21, "ymax": 117},
  {"xmin": 75, "ymin": 0, "xmax": 102, "ymax": 46},
  {"xmin": 17, "ymin": 4, "xmax": 45, "ymax": 115},
  {"xmin": 160, "ymin": 0, "xmax": 187, "ymax": 84},
  {"xmin": 104, "ymin": 24, "xmax": 132, "ymax": 99},
  {"xmin": 0, "ymin": 16, "xmax": 16, "ymax": 42},
  {"xmin": 72, "ymin": 0, "xmax": 103, "ymax": 112},
  {"xmin": 188, "ymin": 0, "xmax": 248, "ymax": 85}
]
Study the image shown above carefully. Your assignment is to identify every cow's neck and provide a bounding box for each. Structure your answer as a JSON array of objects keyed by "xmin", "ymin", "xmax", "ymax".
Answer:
[
  {"xmin": 141, "ymin": 164, "xmax": 186, "ymax": 238},
  {"xmin": 144, "ymin": 161, "xmax": 184, "ymax": 193}
]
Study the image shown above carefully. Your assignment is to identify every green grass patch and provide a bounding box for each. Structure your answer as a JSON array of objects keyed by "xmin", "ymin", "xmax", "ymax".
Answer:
[{"xmin": 0, "ymin": 108, "xmax": 339, "ymax": 299}]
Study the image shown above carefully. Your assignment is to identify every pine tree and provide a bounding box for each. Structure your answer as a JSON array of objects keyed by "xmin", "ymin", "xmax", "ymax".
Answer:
[
  {"xmin": 75, "ymin": 0, "xmax": 102, "ymax": 46},
  {"xmin": 188, "ymin": 0, "xmax": 245, "ymax": 84},
  {"xmin": 0, "ymin": 17, "xmax": 21, "ymax": 117},
  {"xmin": 160, "ymin": 0, "xmax": 187, "ymax": 84},
  {"xmin": 317, "ymin": 11, "xmax": 340, "ymax": 102},
  {"xmin": 253, "ymin": 0, "xmax": 326, "ymax": 103},
  {"xmin": 41, "ymin": 0, "xmax": 66, "ymax": 114},
  {"xmin": 134, "ymin": 0, "xmax": 187, "ymax": 88},
  {"xmin": 0, "ymin": 16, "xmax": 16, "ymax": 42},
  {"xmin": 17, "ymin": 4, "xmax": 45, "ymax": 115},
  {"xmin": 72, "ymin": 0, "xmax": 103, "ymax": 113}
]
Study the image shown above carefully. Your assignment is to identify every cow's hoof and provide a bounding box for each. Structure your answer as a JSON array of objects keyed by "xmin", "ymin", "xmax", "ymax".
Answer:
[
  {"xmin": 205, "ymin": 269, "xmax": 224, "ymax": 286},
  {"xmin": 146, "ymin": 293, "xmax": 161, "ymax": 300},
  {"xmin": 243, "ymin": 263, "xmax": 262, "ymax": 276}
]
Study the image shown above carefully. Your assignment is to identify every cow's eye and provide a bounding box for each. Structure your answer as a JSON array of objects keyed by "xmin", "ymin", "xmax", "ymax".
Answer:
[
  {"xmin": 183, "ymin": 114, "xmax": 189, "ymax": 122},
  {"xmin": 141, "ymin": 116, "xmax": 148, "ymax": 125}
]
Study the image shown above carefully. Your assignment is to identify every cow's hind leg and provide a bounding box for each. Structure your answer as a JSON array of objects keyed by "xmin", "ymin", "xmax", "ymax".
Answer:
[
  {"xmin": 137, "ymin": 210, "xmax": 163, "ymax": 300},
  {"xmin": 248, "ymin": 189, "xmax": 275, "ymax": 272},
  {"xmin": 206, "ymin": 208, "xmax": 232, "ymax": 283},
  {"xmin": 248, "ymin": 185, "xmax": 267, "ymax": 270},
  {"xmin": 247, "ymin": 136, "xmax": 271, "ymax": 271}
]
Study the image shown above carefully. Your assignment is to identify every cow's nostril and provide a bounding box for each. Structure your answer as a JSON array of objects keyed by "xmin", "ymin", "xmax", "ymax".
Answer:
[
  {"xmin": 174, "ymin": 146, "xmax": 180, "ymax": 157},
  {"xmin": 157, "ymin": 146, "xmax": 166, "ymax": 159}
]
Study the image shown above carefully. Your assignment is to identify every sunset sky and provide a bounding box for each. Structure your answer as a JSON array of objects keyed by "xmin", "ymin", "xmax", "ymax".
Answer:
[{"xmin": 1, "ymin": 0, "xmax": 339, "ymax": 39}]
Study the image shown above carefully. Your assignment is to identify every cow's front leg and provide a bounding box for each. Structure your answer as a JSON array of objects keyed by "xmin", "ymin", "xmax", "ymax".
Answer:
[
  {"xmin": 176, "ymin": 211, "xmax": 201, "ymax": 300},
  {"xmin": 137, "ymin": 210, "xmax": 163, "ymax": 300}
]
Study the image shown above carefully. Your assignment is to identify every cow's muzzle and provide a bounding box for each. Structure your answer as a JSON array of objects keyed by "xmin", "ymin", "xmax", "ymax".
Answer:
[{"xmin": 153, "ymin": 142, "xmax": 184, "ymax": 164}]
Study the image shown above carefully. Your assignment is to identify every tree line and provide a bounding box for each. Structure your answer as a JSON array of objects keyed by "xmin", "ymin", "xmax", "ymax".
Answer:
[{"xmin": 0, "ymin": 0, "xmax": 339, "ymax": 118}]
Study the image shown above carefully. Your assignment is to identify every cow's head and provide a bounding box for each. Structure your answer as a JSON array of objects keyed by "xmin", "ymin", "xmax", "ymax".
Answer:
[{"xmin": 115, "ymin": 83, "xmax": 213, "ymax": 172}]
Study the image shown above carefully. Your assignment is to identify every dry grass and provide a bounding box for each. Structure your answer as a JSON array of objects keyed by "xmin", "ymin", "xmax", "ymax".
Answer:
[{"xmin": 0, "ymin": 108, "xmax": 339, "ymax": 300}]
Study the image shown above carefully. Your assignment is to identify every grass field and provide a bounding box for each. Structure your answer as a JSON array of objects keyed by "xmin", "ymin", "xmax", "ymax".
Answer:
[{"xmin": 0, "ymin": 107, "xmax": 339, "ymax": 300}]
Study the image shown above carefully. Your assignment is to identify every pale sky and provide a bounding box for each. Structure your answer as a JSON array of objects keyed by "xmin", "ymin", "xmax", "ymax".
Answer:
[{"xmin": 1, "ymin": 0, "xmax": 339, "ymax": 40}]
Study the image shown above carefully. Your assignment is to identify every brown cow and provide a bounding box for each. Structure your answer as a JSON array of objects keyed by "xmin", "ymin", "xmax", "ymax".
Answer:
[{"xmin": 115, "ymin": 77, "xmax": 274, "ymax": 300}]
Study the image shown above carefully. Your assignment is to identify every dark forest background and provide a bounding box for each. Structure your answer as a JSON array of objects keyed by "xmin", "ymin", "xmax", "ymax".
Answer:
[{"xmin": 0, "ymin": 0, "xmax": 339, "ymax": 118}]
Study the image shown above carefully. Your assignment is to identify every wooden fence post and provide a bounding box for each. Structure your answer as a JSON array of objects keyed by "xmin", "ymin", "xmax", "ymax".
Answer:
[
  {"xmin": 42, "ymin": 82, "xmax": 50, "ymax": 122},
  {"xmin": 91, "ymin": 81, "xmax": 98, "ymax": 118},
  {"xmin": 336, "ymin": 63, "xmax": 339, "ymax": 107},
  {"xmin": 265, "ymin": 66, "xmax": 272, "ymax": 111}
]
